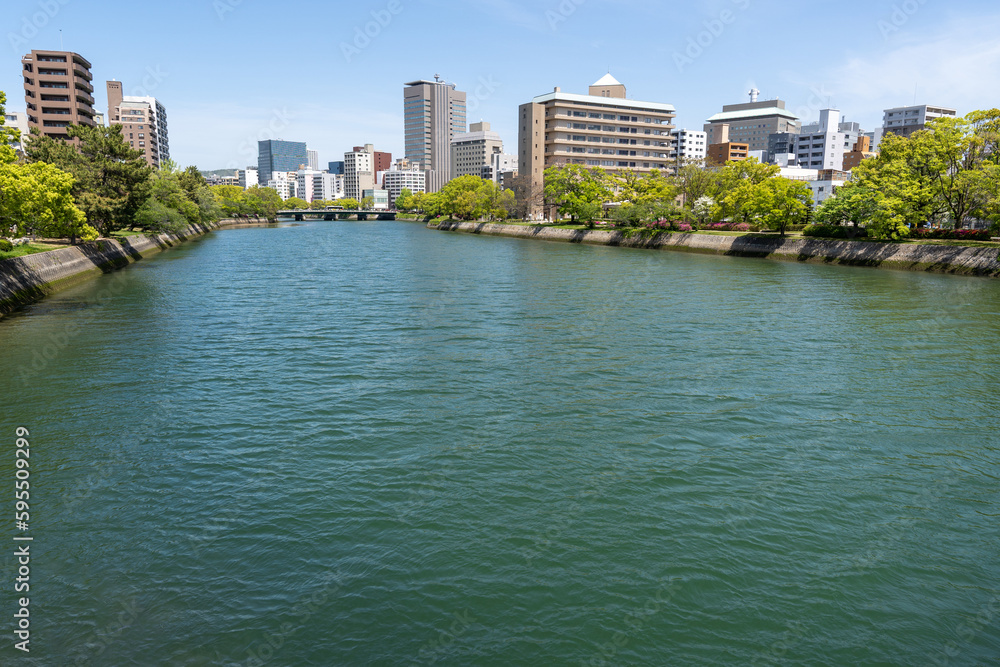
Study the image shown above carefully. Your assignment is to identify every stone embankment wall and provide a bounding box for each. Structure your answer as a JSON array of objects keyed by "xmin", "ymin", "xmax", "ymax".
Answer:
[
  {"xmin": 432, "ymin": 221, "xmax": 1000, "ymax": 278},
  {"xmin": 0, "ymin": 218, "xmax": 268, "ymax": 318}
]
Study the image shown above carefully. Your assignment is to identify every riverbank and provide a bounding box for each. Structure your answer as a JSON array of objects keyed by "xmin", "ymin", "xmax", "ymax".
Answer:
[
  {"xmin": 0, "ymin": 218, "xmax": 269, "ymax": 318},
  {"xmin": 431, "ymin": 221, "xmax": 1000, "ymax": 277}
]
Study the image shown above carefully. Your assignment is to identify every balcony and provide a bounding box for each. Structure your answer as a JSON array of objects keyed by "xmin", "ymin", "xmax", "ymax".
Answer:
[
  {"xmin": 74, "ymin": 77, "xmax": 94, "ymax": 93},
  {"xmin": 76, "ymin": 90, "xmax": 95, "ymax": 106},
  {"xmin": 73, "ymin": 66, "xmax": 92, "ymax": 81}
]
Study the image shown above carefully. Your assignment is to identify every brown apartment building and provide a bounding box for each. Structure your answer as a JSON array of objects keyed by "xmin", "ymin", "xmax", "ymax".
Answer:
[
  {"xmin": 107, "ymin": 81, "xmax": 170, "ymax": 169},
  {"xmin": 706, "ymin": 142, "xmax": 749, "ymax": 165},
  {"xmin": 518, "ymin": 74, "xmax": 676, "ymax": 218},
  {"xmin": 22, "ymin": 50, "xmax": 96, "ymax": 143}
]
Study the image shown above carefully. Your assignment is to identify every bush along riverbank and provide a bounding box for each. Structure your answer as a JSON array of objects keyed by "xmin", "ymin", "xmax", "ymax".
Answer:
[{"xmin": 430, "ymin": 221, "xmax": 1000, "ymax": 278}]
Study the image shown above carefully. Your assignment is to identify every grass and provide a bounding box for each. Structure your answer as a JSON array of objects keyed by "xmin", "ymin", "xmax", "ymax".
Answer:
[
  {"xmin": 0, "ymin": 241, "xmax": 70, "ymax": 261},
  {"xmin": 110, "ymin": 229, "xmax": 147, "ymax": 239}
]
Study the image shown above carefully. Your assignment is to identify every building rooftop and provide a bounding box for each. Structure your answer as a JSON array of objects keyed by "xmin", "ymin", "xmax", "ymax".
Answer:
[
  {"xmin": 706, "ymin": 107, "xmax": 800, "ymax": 123},
  {"xmin": 530, "ymin": 91, "xmax": 675, "ymax": 113},
  {"xmin": 592, "ymin": 73, "xmax": 622, "ymax": 87}
]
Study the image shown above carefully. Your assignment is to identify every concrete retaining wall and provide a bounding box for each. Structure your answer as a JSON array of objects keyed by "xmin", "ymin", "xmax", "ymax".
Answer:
[
  {"xmin": 432, "ymin": 221, "xmax": 1000, "ymax": 278},
  {"xmin": 0, "ymin": 218, "xmax": 259, "ymax": 318}
]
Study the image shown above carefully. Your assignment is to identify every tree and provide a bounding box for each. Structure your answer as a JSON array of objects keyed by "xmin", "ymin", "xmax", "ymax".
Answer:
[
  {"xmin": 852, "ymin": 132, "xmax": 944, "ymax": 229},
  {"xmin": 543, "ymin": 164, "xmax": 612, "ymax": 224},
  {"xmin": 24, "ymin": 123, "xmax": 152, "ymax": 236},
  {"xmin": 284, "ymin": 197, "xmax": 309, "ymax": 210},
  {"xmin": 0, "ymin": 92, "xmax": 21, "ymax": 163},
  {"xmin": 753, "ymin": 177, "xmax": 812, "ymax": 236},
  {"xmin": 360, "ymin": 195, "xmax": 374, "ymax": 210},
  {"xmin": 0, "ymin": 160, "xmax": 87, "ymax": 239},
  {"xmin": 244, "ymin": 186, "xmax": 282, "ymax": 221},
  {"xmin": 394, "ymin": 188, "xmax": 414, "ymax": 212},
  {"xmin": 177, "ymin": 165, "xmax": 207, "ymax": 202},
  {"xmin": 506, "ymin": 173, "xmax": 544, "ymax": 221},
  {"xmin": 134, "ymin": 168, "xmax": 200, "ymax": 232},
  {"xmin": 338, "ymin": 198, "xmax": 360, "ymax": 210},
  {"xmin": 671, "ymin": 164, "xmax": 719, "ymax": 211},
  {"xmin": 211, "ymin": 185, "xmax": 249, "ymax": 218}
]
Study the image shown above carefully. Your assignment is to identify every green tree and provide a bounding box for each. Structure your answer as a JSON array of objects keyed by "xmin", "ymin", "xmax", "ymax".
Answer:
[
  {"xmin": 671, "ymin": 164, "xmax": 719, "ymax": 212},
  {"xmin": 360, "ymin": 195, "xmax": 374, "ymax": 210},
  {"xmin": 543, "ymin": 164, "xmax": 612, "ymax": 224},
  {"xmin": 134, "ymin": 168, "xmax": 200, "ymax": 232},
  {"xmin": 244, "ymin": 186, "xmax": 282, "ymax": 221},
  {"xmin": 394, "ymin": 188, "xmax": 414, "ymax": 212},
  {"xmin": 852, "ymin": 132, "xmax": 943, "ymax": 229},
  {"xmin": 177, "ymin": 165, "xmax": 207, "ymax": 202},
  {"xmin": 0, "ymin": 92, "xmax": 21, "ymax": 163},
  {"xmin": 285, "ymin": 197, "xmax": 309, "ymax": 210},
  {"xmin": 338, "ymin": 197, "xmax": 360, "ymax": 210},
  {"xmin": 0, "ymin": 160, "xmax": 87, "ymax": 239},
  {"xmin": 210, "ymin": 185, "xmax": 249, "ymax": 217},
  {"xmin": 24, "ymin": 124, "xmax": 152, "ymax": 236},
  {"xmin": 752, "ymin": 177, "xmax": 812, "ymax": 236}
]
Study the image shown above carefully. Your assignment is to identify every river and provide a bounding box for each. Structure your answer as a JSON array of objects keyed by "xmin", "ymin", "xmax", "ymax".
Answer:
[{"xmin": 1, "ymin": 220, "xmax": 999, "ymax": 665}]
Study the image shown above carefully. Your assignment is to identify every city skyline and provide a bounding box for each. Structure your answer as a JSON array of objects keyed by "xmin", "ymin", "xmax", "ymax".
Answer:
[{"xmin": 3, "ymin": 0, "xmax": 999, "ymax": 170}]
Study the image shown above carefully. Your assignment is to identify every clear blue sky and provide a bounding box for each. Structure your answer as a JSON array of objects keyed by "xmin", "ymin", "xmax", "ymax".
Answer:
[{"xmin": 4, "ymin": 0, "xmax": 999, "ymax": 171}]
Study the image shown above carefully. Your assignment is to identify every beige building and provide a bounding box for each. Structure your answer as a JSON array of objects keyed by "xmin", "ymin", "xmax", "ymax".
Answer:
[
  {"xmin": 345, "ymin": 144, "xmax": 376, "ymax": 201},
  {"xmin": 704, "ymin": 93, "xmax": 800, "ymax": 154},
  {"xmin": 450, "ymin": 121, "xmax": 503, "ymax": 180},
  {"xmin": 518, "ymin": 74, "xmax": 676, "ymax": 217},
  {"xmin": 107, "ymin": 81, "xmax": 170, "ymax": 168},
  {"xmin": 21, "ymin": 50, "xmax": 96, "ymax": 144}
]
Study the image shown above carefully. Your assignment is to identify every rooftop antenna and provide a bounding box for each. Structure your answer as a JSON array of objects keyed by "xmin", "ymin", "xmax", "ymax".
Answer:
[
  {"xmin": 748, "ymin": 88, "xmax": 760, "ymax": 103},
  {"xmin": 434, "ymin": 73, "xmax": 441, "ymax": 83}
]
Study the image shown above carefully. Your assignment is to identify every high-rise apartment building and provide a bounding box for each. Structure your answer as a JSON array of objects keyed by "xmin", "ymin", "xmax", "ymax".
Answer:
[
  {"xmin": 296, "ymin": 169, "xmax": 344, "ymax": 203},
  {"xmin": 258, "ymin": 140, "xmax": 308, "ymax": 185},
  {"xmin": 518, "ymin": 74, "xmax": 676, "ymax": 217},
  {"xmin": 345, "ymin": 144, "xmax": 375, "ymax": 200},
  {"xmin": 21, "ymin": 50, "xmax": 96, "ymax": 143},
  {"xmin": 704, "ymin": 93, "xmax": 800, "ymax": 153},
  {"xmin": 451, "ymin": 121, "xmax": 504, "ymax": 180},
  {"xmin": 107, "ymin": 81, "xmax": 170, "ymax": 168},
  {"xmin": 793, "ymin": 109, "xmax": 864, "ymax": 170},
  {"xmin": 307, "ymin": 149, "xmax": 319, "ymax": 171},
  {"xmin": 403, "ymin": 76, "xmax": 467, "ymax": 193},
  {"xmin": 669, "ymin": 129, "xmax": 707, "ymax": 165},
  {"xmin": 881, "ymin": 104, "xmax": 957, "ymax": 141}
]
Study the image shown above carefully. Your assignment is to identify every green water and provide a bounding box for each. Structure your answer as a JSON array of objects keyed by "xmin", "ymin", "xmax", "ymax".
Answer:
[{"xmin": 1, "ymin": 220, "xmax": 999, "ymax": 666}]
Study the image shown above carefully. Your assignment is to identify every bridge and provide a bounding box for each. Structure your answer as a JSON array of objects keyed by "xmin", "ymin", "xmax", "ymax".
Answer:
[{"xmin": 277, "ymin": 209, "xmax": 397, "ymax": 221}]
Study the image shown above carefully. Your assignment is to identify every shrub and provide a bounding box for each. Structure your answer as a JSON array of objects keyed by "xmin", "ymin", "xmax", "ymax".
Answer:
[
  {"xmin": 0, "ymin": 239, "xmax": 13, "ymax": 252},
  {"xmin": 802, "ymin": 223, "xmax": 868, "ymax": 239},
  {"xmin": 908, "ymin": 228, "xmax": 991, "ymax": 241},
  {"xmin": 79, "ymin": 224, "xmax": 99, "ymax": 242}
]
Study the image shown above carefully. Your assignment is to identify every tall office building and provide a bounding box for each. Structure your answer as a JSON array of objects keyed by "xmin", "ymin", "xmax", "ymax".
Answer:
[
  {"xmin": 403, "ymin": 76, "xmax": 467, "ymax": 193},
  {"xmin": 21, "ymin": 50, "xmax": 96, "ymax": 144},
  {"xmin": 518, "ymin": 74, "xmax": 676, "ymax": 218},
  {"xmin": 107, "ymin": 81, "xmax": 170, "ymax": 168},
  {"xmin": 704, "ymin": 92, "xmax": 800, "ymax": 153},
  {"xmin": 307, "ymin": 149, "xmax": 319, "ymax": 171},
  {"xmin": 258, "ymin": 140, "xmax": 308, "ymax": 185}
]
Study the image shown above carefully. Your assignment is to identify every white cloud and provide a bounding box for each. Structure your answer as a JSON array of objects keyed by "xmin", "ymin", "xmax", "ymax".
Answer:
[{"xmin": 814, "ymin": 16, "xmax": 1000, "ymax": 126}]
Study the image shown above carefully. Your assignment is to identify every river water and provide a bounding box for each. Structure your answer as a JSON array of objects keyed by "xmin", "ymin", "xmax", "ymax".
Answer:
[{"xmin": 1, "ymin": 220, "xmax": 999, "ymax": 665}]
